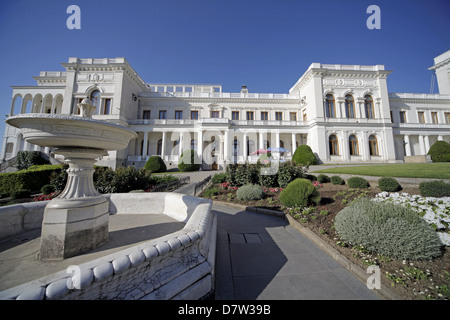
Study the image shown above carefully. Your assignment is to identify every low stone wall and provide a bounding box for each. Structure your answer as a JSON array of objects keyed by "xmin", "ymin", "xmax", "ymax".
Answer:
[
  {"xmin": 0, "ymin": 193, "xmax": 216, "ymax": 300},
  {"xmin": 404, "ymin": 155, "xmax": 432, "ymax": 163},
  {"xmin": 0, "ymin": 201, "xmax": 47, "ymax": 238}
]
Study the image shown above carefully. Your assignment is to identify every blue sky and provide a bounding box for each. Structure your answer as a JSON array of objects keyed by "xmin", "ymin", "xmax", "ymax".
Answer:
[{"xmin": 0, "ymin": 0, "xmax": 449, "ymax": 140}]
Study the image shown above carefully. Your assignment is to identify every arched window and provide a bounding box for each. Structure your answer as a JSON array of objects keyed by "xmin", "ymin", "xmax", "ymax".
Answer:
[
  {"xmin": 157, "ymin": 139, "xmax": 162, "ymax": 155},
  {"xmin": 345, "ymin": 94, "xmax": 355, "ymax": 118},
  {"xmin": 368, "ymin": 135, "xmax": 379, "ymax": 156},
  {"xmin": 325, "ymin": 94, "xmax": 335, "ymax": 118},
  {"xmin": 349, "ymin": 135, "xmax": 359, "ymax": 156},
  {"xmin": 329, "ymin": 135, "xmax": 339, "ymax": 155},
  {"xmin": 247, "ymin": 140, "xmax": 255, "ymax": 156},
  {"xmin": 191, "ymin": 139, "xmax": 198, "ymax": 151},
  {"xmin": 365, "ymin": 95, "xmax": 374, "ymax": 119},
  {"xmin": 90, "ymin": 90, "xmax": 101, "ymax": 112},
  {"xmin": 233, "ymin": 138, "xmax": 239, "ymax": 156}
]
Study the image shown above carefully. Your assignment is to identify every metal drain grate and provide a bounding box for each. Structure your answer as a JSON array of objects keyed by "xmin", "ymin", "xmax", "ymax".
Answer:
[{"xmin": 228, "ymin": 233, "xmax": 262, "ymax": 244}]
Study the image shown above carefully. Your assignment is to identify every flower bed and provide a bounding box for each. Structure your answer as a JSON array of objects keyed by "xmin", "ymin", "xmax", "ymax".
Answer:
[{"xmin": 372, "ymin": 192, "xmax": 450, "ymax": 246}]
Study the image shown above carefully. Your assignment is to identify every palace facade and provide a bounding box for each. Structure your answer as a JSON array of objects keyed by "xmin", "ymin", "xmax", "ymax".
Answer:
[{"xmin": 1, "ymin": 51, "xmax": 450, "ymax": 170}]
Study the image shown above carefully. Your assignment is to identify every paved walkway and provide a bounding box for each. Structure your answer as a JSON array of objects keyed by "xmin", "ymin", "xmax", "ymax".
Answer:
[{"xmin": 212, "ymin": 203, "xmax": 382, "ymax": 300}]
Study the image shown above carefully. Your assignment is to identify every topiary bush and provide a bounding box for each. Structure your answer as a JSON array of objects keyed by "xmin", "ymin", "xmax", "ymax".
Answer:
[
  {"xmin": 279, "ymin": 178, "xmax": 321, "ymax": 208},
  {"xmin": 178, "ymin": 149, "xmax": 201, "ymax": 172},
  {"xmin": 40, "ymin": 184, "xmax": 55, "ymax": 195},
  {"xmin": 378, "ymin": 177, "xmax": 401, "ymax": 192},
  {"xmin": 331, "ymin": 175, "xmax": 345, "ymax": 185},
  {"xmin": 317, "ymin": 174, "xmax": 331, "ymax": 183},
  {"xmin": 144, "ymin": 156, "xmax": 167, "ymax": 173},
  {"xmin": 347, "ymin": 177, "xmax": 370, "ymax": 189},
  {"xmin": 236, "ymin": 184, "xmax": 265, "ymax": 201},
  {"xmin": 292, "ymin": 145, "xmax": 317, "ymax": 166},
  {"xmin": 277, "ymin": 161, "xmax": 305, "ymax": 188},
  {"xmin": 427, "ymin": 140, "xmax": 450, "ymax": 162},
  {"xmin": 334, "ymin": 198, "xmax": 443, "ymax": 260},
  {"xmin": 419, "ymin": 180, "xmax": 450, "ymax": 197}
]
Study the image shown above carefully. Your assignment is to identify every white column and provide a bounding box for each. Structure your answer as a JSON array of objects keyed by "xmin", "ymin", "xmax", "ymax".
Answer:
[
  {"xmin": 179, "ymin": 131, "xmax": 183, "ymax": 156},
  {"xmin": 291, "ymin": 133, "xmax": 296, "ymax": 155},
  {"xmin": 224, "ymin": 130, "xmax": 229, "ymax": 164},
  {"xmin": 424, "ymin": 135, "xmax": 430, "ymax": 154},
  {"xmin": 197, "ymin": 130, "xmax": 203, "ymax": 165},
  {"xmin": 418, "ymin": 135, "xmax": 425, "ymax": 155},
  {"xmin": 259, "ymin": 131, "xmax": 264, "ymax": 149},
  {"xmin": 275, "ymin": 132, "xmax": 280, "ymax": 148},
  {"xmin": 404, "ymin": 135, "xmax": 411, "ymax": 157},
  {"xmin": 161, "ymin": 132, "xmax": 166, "ymax": 160},
  {"xmin": 142, "ymin": 132, "xmax": 148, "ymax": 159}
]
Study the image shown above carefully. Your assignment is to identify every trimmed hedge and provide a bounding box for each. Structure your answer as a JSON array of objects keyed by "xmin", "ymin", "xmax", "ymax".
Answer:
[
  {"xmin": 144, "ymin": 156, "xmax": 167, "ymax": 173},
  {"xmin": 317, "ymin": 174, "xmax": 331, "ymax": 183},
  {"xmin": 427, "ymin": 140, "xmax": 450, "ymax": 162},
  {"xmin": 0, "ymin": 164, "xmax": 63, "ymax": 196},
  {"xmin": 334, "ymin": 198, "xmax": 442, "ymax": 260},
  {"xmin": 331, "ymin": 176, "xmax": 345, "ymax": 185},
  {"xmin": 419, "ymin": 180, "xmax": 450, "ymax": 197},
  {"xmin": 347, "ymin": 177, "xmax": 370, "ymax": 189},
  {"xmin": 279, "ymin": 178, "xmax": 321, "ymax": 208},
  {"xmin": 378, "ymin": 177, "xmax": 401, "ymax": 192},
  {"xmin": 292, "ymin": 145, "xmax": 317, "ymax": 166}
]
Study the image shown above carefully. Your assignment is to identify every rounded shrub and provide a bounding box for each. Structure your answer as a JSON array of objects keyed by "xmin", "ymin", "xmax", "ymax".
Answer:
[
  {"xmin": 178, "ymin": 149, "xmax": 201, "ymax": 172},
  {"xmin": 419, "ymin": 180, "xmax": 450, "ymax": 197},
  {"xmin": 331, "ymin": 176, "xmax": 345, "ymax": 185},
  {"xmin": 212, "ymin": 172, "xmax": 227, "ymax": 184},
  {"xmin": 378, "ymin": 177, "xmax": 401, "ymax": 192},
  {"xmin": 317, "ymin": 174, "xmax": 330, "ymax": 183},
  {"xmin": 40, "ymin": 184, "xmax": 55, "ymax": 195},
  {"xmin": 427, "ymin": 140, "xmax": 450, "ymax": 162},
  {"xmin": 279, "ymin": 178, "xmax": 321, "ymax": 208},
  {"xmin": 292, "ymin": 145, "xmax": 317, "ymax": 166},
  {"xmin": 144, "ymin": 156, "xmax": 167, "ymax": 173},
  {"xmin": 347, "ymin": 177, "xmax": 370, "ymax": 189},
  {"xmin": 334, "ymin": 198, "xmax": 442, "ymax": 260},
  {"xmin": 203, "ymin": 187, "xmax": 221, "ymax": 198},
  {"xmin": 236, "ymin": 184, "xmax": 265, "ymax": 201}
]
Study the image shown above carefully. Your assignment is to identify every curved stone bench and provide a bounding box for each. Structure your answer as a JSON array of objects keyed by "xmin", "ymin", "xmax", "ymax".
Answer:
[{"xmin": 0, "ymin": 192, "xmax": 216, "ymax": 300}]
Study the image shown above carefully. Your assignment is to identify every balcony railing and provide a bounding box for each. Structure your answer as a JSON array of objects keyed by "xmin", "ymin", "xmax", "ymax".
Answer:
[
  {"xmin": 129, "ymin": 118, "xmax": 308, "ymax": 126},
  {"xmin": 140, "ymin": 92, "xmax": 300, "ymax": 99}
]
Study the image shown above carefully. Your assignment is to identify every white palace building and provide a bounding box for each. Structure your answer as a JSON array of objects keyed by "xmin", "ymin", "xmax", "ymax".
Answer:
[{"xmin": 1, "ymin": 50, "xmax": 450, "ymax": 170}]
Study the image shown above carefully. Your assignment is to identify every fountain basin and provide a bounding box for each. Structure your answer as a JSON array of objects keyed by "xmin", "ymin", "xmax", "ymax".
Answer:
[
  {"xmin": 6, "ymin": 113, "xmax": 136, "ymax": 150},
  {"xmin": 0, "ymin": 193, "xmax": 216, "ymax": 300}
]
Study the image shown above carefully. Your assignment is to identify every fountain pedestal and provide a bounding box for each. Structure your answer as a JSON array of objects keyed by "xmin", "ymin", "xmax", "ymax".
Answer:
[
  {"xmin": 39, "ymin": 147, "xmax": 109, "ymax": 260},
  {"xmin": 6, "ymin": 98, "xmax": 137, "ymax": 261}
]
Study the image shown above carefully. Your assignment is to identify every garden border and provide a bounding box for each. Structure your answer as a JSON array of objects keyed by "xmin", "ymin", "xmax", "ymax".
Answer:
[{"xmin": 213, "ymin": 200, "xmax": 401, "ymax": 300}]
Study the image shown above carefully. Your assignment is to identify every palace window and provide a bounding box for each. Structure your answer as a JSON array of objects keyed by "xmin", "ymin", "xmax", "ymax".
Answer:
[
  {"xmin": 368, "ymin": 135, "xmax": 379, "ymax": 156},
  {"xmin": 445, "ymin": 112, "xmax": 450, "ymax": 124},
  {"xmin": 325, "ymin": 94, "xmax": 335, "ymax": 118},
  {"xmin": 345, "ymin": 94, "xmax": 355, "ymax": 118},
  {"xmin": 211, "ymin": 111, "xmax": 220, "ymax": 118},
  {"xmin": 329, "ymin": 135, "xmax": 339, "ymax": 156},
  {"xmin": 431, "ymin": 112, "xmax": 438, "ymax": 124},
  {"xmin": 175, "ymin": 110, "xmax": 183, "ymax": 119},
  {"xmin": 157, "ymin": 139, "xmax": 162, "ymax": 155},
  {"xmin": 246, "ymin": 111, "xmax": 254, "ymax": 120},
  {"xmin": 143, "ymin": 110, "xmax": 150, "ymax": 119},
  {"xmin": 261, "ymin": 111, "xmax": 268, "ymax": 121},
  {"xmin": 191, "ymin": 110, "xmax": 198, "ymax": 120},
  {"xmin": 191, "ymin": 139, "xmax": 197, "ymax": 151},
  {"xmin": 364, "ymin": 95, "xmax": 374, "ymax": 119},
  {"xmin": 103, "ymin": 98, "xmax": 111, "ymax": 115},
  {"xmin": 90, "ymin": 90, "xmax": 101, "ymax": 112},
  {"xmin": 275, "ymin": 112, "xmax": 283, "ymax": 121},
  {"xmin": 159, "ymin": 110, "xmax": 167, "ymax": 119},
  {"xmin": 399, "ymin": 111, "xmax": 407, "ymax": 123},
  {"xmin": 232, "ymin": 111, "xmax": 240, "ymax": 120},
  {"xmin": 349, "ymin": 135, "xmax": 359, "ymax": 156},
  {"xmin": 418, "ymin": 111, "xmax": 425, "ymax": 124},
  {"xmin": 290, "ymin": 112, "xmax": 297, "ymax": 121}
]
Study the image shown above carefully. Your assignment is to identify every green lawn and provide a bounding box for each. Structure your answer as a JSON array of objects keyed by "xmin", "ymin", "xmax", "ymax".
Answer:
[{"xmin": 312, "ymin": 163, "xmax": 450, "ymax": 179}]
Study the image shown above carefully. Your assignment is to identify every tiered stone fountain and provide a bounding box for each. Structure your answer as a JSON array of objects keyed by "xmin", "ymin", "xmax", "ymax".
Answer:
[{"xmin": 6, "ymin": 99, "xmax": 137, "ymax": 260}]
